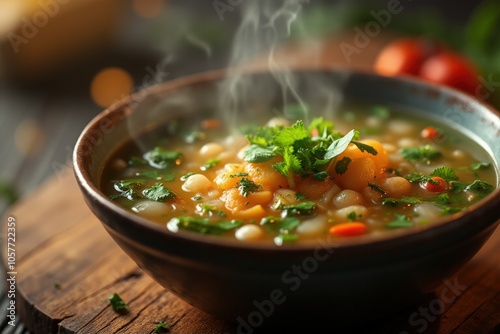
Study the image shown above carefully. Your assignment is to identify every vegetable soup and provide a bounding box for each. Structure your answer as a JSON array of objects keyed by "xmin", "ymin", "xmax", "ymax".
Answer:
[{"xmin": 100, "ymin": 104, "xmax": 497, "ymax": 245}]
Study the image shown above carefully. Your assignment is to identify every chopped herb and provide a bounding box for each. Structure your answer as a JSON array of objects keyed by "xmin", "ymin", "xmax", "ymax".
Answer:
[
  {"xmin": 430, "ymin": 167, "xmax": 458, "ymax": 181},
  {"xmin": 154, "ymin": 321, "xmax": 169, "ymax": 333},
  {"xmin": 196, "ymin": 203, "xmax": 226, "ymax": 217},
  {"xmin": 142, "ymin": 183, "xmax": 177, "ymax": 202},
  {"xmin": 281, "ymin": 202, "xmax": 316, "ymax": 216},
  {"xmin": 449, "ymin": 181, "xmax": 469, "ymax": 193},
  {"xmin": 470, "ymin": 162, "xmax": 491, "ymax": 171},
  {"xmin": 201, "ymin": 158, "xmax": 221, "ymax": 171},
  {"xmin": 434, "ymin": 193, "xmax": 451, "ymax": 205},
  {"xmin": 466, "ymin": 180, "xmax": 494, "ymax": 195},
  {"xmin": 273, "ymin": 120, "xmax": 310, "ymax": 147},
  {"xmin": 313, "ymin": 171, "xmax": 330, "ymax": 181},
  {"xmin": 244, "ymin": 145, "xmax": 276, "ymax": 163},
  {"xmin": 185, "ymin": 130, "xmax": 206, "ymax": 143},
  {"xmin": 235, "ymin": 178, "xmax": 262, "ymax": 197},
  {"xmin": 230, "ymin": 172, "xmax": 249, "ymax": 178},
  {"xmin": 169, "ymin": 217, "xmax": 242, "ymax": 235},
  {"xmin": 442, "ymin": 206, "xmax": 462, "ymax": 215},
  {"xmin": 180, "ymin": 172, "xmax": 196, "ymax": 181},
  {"xmin": 144, "ymin": 147, "xmax": 182, "ymax": 169},
  {"xmin": 368, "ymin": 183, "xmax": 386, "ymax": 195},
  {"xmin": 382, "ymin": 197, "xmax": 421, "ymax": 207},
  {"xmin": 114, "ymin": 179, "xmax": 145, "ymax": 191},
  {"xmin": 401, "ymin": 145, "xmax": 441, "ymax": 163},
  {"xmin": 295, "ymin": 193, "xmax": 307, "ymax": 200},
  {"xmin": 274, "ymin": 233, "xmax": 299, "ymax": 246},
  {"xmin": 261, "ymin": 216, "xmax": 301, "ymax": 244},
  {"xmin": 324, "ymin": 129, "xmax": 356, "ymax": 160},
  {"xmin": 352, "ymin": 141, "xmax": 378, "ymax": 155},
  {"xmin": 109, "ymin": 293, "xmax": 128, "ymax": 312},
  {"xmin": 335, "ymin": 156, "xmax": 351, "ymax": 175},
  {"xmin": 191, "ymin": 195, "xmax": 203, "ymax": 201},
  {"xmin": 347, "ymin": 211, "xmax": 361, "ymax": 221},
  {"xmin": 386, "ymin": 214, "xmax": 413, "ymax": 229}
]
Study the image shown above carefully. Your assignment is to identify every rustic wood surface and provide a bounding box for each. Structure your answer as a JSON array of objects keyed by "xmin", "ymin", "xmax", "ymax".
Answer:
[{"xmin": 1, "ymin": 170, "xmax": 499, "ymax": 334}]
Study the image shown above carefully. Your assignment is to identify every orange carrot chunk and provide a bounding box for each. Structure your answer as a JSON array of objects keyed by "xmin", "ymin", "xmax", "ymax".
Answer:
[{"xmin": 329, "ymin": 222, "xmax": 368, "ymax": 237}]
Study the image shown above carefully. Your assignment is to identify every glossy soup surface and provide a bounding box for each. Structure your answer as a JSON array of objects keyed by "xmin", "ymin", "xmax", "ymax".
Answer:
[{"xmin": 101, "ymin": 104, "xmax": 497, "ymax": 245}]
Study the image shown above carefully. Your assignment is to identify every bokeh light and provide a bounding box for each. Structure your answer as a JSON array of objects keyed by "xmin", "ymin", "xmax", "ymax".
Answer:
[
  {"xmin": 90, "ymin": 67, "xmax": 134, "ymax": 108},
  {"xmin": 132, "ymin": 0, "xmax": 165, "ymax": 19},
  {"xmin": 15, "ymin": 118, "xmax": 46, "ymax": 156}
]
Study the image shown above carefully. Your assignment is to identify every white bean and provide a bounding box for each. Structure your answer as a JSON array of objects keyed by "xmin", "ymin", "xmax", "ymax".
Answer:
[
  {"xmin": 296, "ymin": 215, "xmax": 327, "ymax": 236},
  {"xmin": 333, "ymin": 190, "xmax": 364, "ymax": 208},
  {"xmin": 200, "ymin": 143, "xmax": 225, "ymax": 158},
  {"xmin": 182, "ymin": 174, "xmax": 212, "ymax": 193},
  {"xmin": 235, "ymin": 224, "xmax": 264, "ymax": 241},
  {"xmin": 413, "ymin": 203, "xmax": 442, "ymax": 224},
  {"xmin": 318, "ymin": 184, "xmax": 341, "ymax": 205},
  {"xmin": 333, "ymin": 205, "xmax": 368, "ymax": 221},
  {"xmin": 398, "ymin": 138, "xmax": 418, "ymax": 148},
  {"xmin": 388, "ymin": 119, "xmax": 414, "ymax": 135},
  {"xmin": 132, "ymin": 201, "xmax": 172, "ymax": 219},
  {"xmin": 273, "ymin": 189, "xmax": 298, "ymax": 206},
  {"xmin": 380, "ymin": 176, "xmax": 412, "ymax": 197}
]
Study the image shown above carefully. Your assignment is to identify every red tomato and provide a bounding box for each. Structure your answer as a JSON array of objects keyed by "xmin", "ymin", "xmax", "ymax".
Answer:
[
  {"xmin": 421, "ymin": 126, "xmax": 439, "ymax": 140},
  {"xmin": 422, "ymin": 176, "xmax": 447, "ymax": 193},
  {"xmin": 374, "ymin": 38, "xmax": 440, "ymax": 76},
  {"xmin": 419, "ymin": 52, "xmax": 480, "ymax": 95}
]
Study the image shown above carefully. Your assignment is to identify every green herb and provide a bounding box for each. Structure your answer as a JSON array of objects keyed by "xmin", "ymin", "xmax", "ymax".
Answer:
[
  {"xmin": 466, "ymin": 180, "xmax": 494, "ymax": 195},
  {"xmin": 109, "ymin": 293, "xmax": 128, "ymax": 312},
  {"xmin": 352, "ymin": 141, "xmax": 378, "ymax": 155},
  {"xmin": 244, "ymin": 145, "xmax": 276, "ymax": 163},
  {"xmin": 274, "ymin": 233, "xmax": 299, "ymax": 246},
  {"xmin": 386, "ymin": 214, "xmax": 413, "ymax": 229},
  {"xmin": 295, "ymin": 193, "xmax": 307, "ymax": 200},
  {"xmin": 281, "ymin": 202, "xmax": 316, "ymax": 216},
  {"xmin": 308, "ymin": 117, "xmax": 335, "ymax": 137},
  {"xmin": 401, "ymin": 145, "xmax": 441, "ymax": 163},
  {"xmin": 114, "ymin": 179, "xmax": 145, "ymax": 191},
  {"xmin": 449, "ymin": 181, "xmax": 469, "ymax": 193},
  {"xmin": 347, "ymin": 211, "xmax": 361, "ymax": 221},
  {"xmin": 430, "ymin": 167, "xmax": 458, "ymax": 181},
  {"xmin": 170, "ymin": 217, "xmax": 242, "ymax": 235},
  {"xmin": 197, "ymin": 203, "xmax": 226, "ymax": 217},
  {"xmin": 324, "ymin": 129, "xmax": 356, "ymax": 159},
  {"xmin": 154, "ymin": 321, "xmax": 169, "ymax": 333},
  {"xmin": 142, "ymin": 183, "xmax": 177, "ymax": 202},
  {"xmin": 470, "ymin": 162, "xmax": 491, "ymax": 171},
  {"xmin": 335, "ymin": 156, "xmax": 351, "ymax": 175},
  {"xmin": 201, "ymin": 158, "xmax": 221, "ymax": 171},
  {"xmin": 273, "ymin": 120, "xmax": 310, "ymax": 147},
  {"xmin": 404, "ymin": 171, "xmax": 432, "ymax": 183},
  {"xmin": 368, "ymin": 183, "xmax": 386, "ymax": 195},
  {"xmin": 191, "ymin": 195, "xmax": 203, "ymax": 201},
  {"xmin": 382, "ymin": 197, "xmax": 421, "ymax": 207},
  {"xmin": 144, "ymin": 147, "xmax": 182, "ymax": 168},
  {"xmin": 442, "ymin": 206, "xmax": 463, "ymax": 215},
  {"xmin": 230, "ymin": 172, "xmax": 249, "ymax": 178},
  {"xmin": 372, "ymin": 105, "xmax": 390, "ymax": 119},
  {"xmin": 235, "ymin": 178, "xmax": 261, "ymax": 197},
  {"xmin": 0, "ymin": 181, "xmax": 18, "ymax": 205},
  {"xmin": 261, "ymin": 216, "xmax": 301, "ymax": 243},
  {"xmin": 180, "ymin": 172, "xmax": 196, "ymax": 181},
  {"xmin": 313, "ymin": 171, "xmax": 330, "ymax": 181}
]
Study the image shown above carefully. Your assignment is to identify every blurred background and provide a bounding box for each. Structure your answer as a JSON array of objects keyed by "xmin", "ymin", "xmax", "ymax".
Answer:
[{"xmin": 0, "ymin": 0, "xmax": 498, "ymax": 216}]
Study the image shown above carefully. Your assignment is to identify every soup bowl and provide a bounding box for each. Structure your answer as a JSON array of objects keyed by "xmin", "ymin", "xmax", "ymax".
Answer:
[{"xmin": 73, "ymin": 69, "xmax": 499, "ymax": 327}]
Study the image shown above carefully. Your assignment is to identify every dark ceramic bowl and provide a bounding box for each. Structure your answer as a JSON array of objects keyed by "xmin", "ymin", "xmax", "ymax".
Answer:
[{"xmin": 73, "ymin": 69, "xmax": 500, "ymax": 327}]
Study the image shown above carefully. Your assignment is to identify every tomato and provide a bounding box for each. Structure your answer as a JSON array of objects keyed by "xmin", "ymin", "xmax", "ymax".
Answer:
[
  {"xmin": 422, "ymin": 176, "xmax": 447, "ymax": 193},
  {"xmin": 374, "ymin": 38, "xmax": 440, "ymax": 76},
  {"xmin": 419, "ymin": 52, "xmax": 480, "ymax": 95},
  {"xmin": 421, "ymin": 126, "xmax": 440, "ymax": 140}
]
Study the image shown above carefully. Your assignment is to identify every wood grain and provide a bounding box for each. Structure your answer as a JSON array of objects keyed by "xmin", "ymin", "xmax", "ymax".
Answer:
[{"xmin": 1, "ymin": 169, "xmax": 499, "ymax": 334}]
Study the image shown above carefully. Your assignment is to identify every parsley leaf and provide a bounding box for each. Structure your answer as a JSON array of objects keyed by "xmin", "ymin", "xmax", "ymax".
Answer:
[
  {"xmin": 201, "ymin": 158, "xmax": 221, "ymax": 171},
  {"xmin": 144, "ymin": 147, "xmax": 182, "ymax": 169},
  {"xmin": 169, "ymin": 217, "xmax": 242, "ymax": 235},
  {"xmin": 430, "ymin": 167, "xmax": 458, "ymax": 181},
  {"xmin": 142, "ymin": 183, "xmax": 177, "ymax": 202},
  {"xmin": 352, "ymin": 141, "xmax": 378, "ymax": 155},
  {"xmin": 324, "ymin": 129, "xmax": 356, "ymax": 159},
  {"xmin": 386, "ymin": 214, "xmax": 413, "ymax": 229},
  {"xmin": 466, "ymin": 180, "xmax": 494, "ymax": 195},
  {"xmin": 470, "ymin": 162, "xmax": 491, "ymax": 170},
  {"xmin": 235, "ymin": 178, "xmax": 261, "ymax": 197},
  {"xmin": 154, "ymin": 322, "xmax": 169, "ymax": 333},
  {"xmin": 401, "ymin": 145, "xmax": 441, "ymax": 163},
  {"xmin": 244, "ymin": 145, "xmax": 276, "ymax": 163},
  {"xmin": 335, "ymin": 156, "xmax": 351, "ymax": 175},
  {"xmin": 382, "ymin": 197, "xmax": 421, "ymax": 207},
  {"xmin": 313, "ymin": 171, "xmax": 329, "ymax": 181},
  {"xmin": 273, "ymin": 120, "xmax": 309, "ymax": 147},
  {"xmin": 368, "ymin": 183, "xmax": 387, "ymax": 194},
  {"xmin": 109, "ymin": 293, "xmax": 128, "ymax": 312},
  {"xmin": 281, "ymin": 202, "xmax": 316, "ymax": 216}
]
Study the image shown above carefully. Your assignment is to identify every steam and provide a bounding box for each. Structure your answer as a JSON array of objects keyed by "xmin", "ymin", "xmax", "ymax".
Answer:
[{"xmin": 220, "ymin": 0, "xmax": 311, "ymax": 126}]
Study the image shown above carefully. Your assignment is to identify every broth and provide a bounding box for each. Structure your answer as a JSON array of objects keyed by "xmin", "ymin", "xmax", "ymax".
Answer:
[{"xmin": 100, "ymin": 104, "xmax": 497, "ymax": 245}]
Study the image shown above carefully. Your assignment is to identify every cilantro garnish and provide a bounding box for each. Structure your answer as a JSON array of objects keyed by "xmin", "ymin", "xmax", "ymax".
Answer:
[
  {"xmin": 295, "ymin": 193, "xmax": 307, "ymax": 200},
  {"xmin": 324, "ymin": 130, "xmax": 356, "ymax": 159},
  {"xmin": 244, "ymin": 145, "xmax": 276, "ymax": 163},
  {"xmin": 430, "ymin": 167, "xmax": 458, "ymax": 181},
  {"xmin": 154, "ymin": 321, "xmax": 169, "ymax": 333},
  {"xmin": 235, "ymin": 178, "xmax": 261, "ymax": 197},
  {"xmin": 281, "ymin": 202, "xmax": 316, "ymax": 216},
  {"xmin": 196, "ymin": 203, "xmax": 226, "ymax": 217},
  {"xmin": 109, "ymin": 293, "xmax": 128, "ymax": 312},
  {"xmin": 144, "ymin": 147, "xmax": 182, "ymax": 169},
  {"xmin": 313, "ymin": 171, "xmax": 330, "ymax": 181},
  {"xmin": 466, "ymin": 180, "xmax": 494, "ymax": 196},
  {"xmin": 352, "ymin": 141, "xmax": 378, "ymax": 155},
  {"xmin": 260, "ymin": 216, "xmax": 300, "ymax": 245},
  {"xmin": 142, "ymin": 183, "xmax": 177, "ymax": 202},
  {"xmin": 169, "ymin": 217, "xmax": 242, "ymax": 235},
  {"xmin": 401, "ymin": 145, "xmax": 441, "ymax": 163},
  {"xmin": 386, "ymin": 214, "xmax": 413, "ymax": 229},
  {"xmin": 368, "ymin": 183, "xmax": 386, "ymax": 195},
  {"xmin": 201, "ymin": 158, "xmax": 221, "ymax": 171},
  {"xmin": 180, "ymin": 172, "xmax": 196, "ymax": 181},
  {"xmin": 382, "ymin": 197, "xmax": 421, "ymax": 207},
  {"xmin": 335, "ymin": 157, "xmax": 351, "ymax": 175},
  {"xmin": 470, "ymin": 162, "xmax": 491, "ymax": 171}
]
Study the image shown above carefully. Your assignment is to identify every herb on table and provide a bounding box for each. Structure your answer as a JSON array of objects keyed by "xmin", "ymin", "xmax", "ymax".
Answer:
[
  {"xmin": 169, "ymin": 217, "xmax": 242, "ymax": 235},
  {"xmin": 401, "ymin": 145, "xmax": 441, "ymax": 163},
  {"xmin": 109, "ymin": 293, "xmax": 128, "ymax": 312},
  {"xmin": 144, "ymin": 147, "xmax": 183, "ymax": 169},
  {"xmin": 235, "ymin": 178, "xmax": 261, "ymax": 197},
  {"xmin": 154, "ymin": 321, "xmax": 169, "ymax": 333},
  {"xmin": 142, "ymin": 183, "xmax": 177, "ymax": 202},
  {"xmin": 386, "ymin": 214, "xmax": 413, "ymax": 229}
]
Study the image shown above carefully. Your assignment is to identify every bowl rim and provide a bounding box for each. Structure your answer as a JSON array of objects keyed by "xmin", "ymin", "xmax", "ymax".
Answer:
[{"xmin": 73, "ymin": 67, "xmax": 500, "ymax": 251}]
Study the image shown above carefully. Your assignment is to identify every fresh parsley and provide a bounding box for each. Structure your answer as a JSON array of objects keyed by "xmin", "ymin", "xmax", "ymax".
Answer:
[
  {"xmin": 382, "ymin": 197, "xmax": 421, "ymax": 207},
  {"xmin": 201, "ymin": 158, "xmax": 221, "ymax": 171},
  {"xmin": 169, "ymin": 217, "xmax": 242, "ymax": 235},
  {"xmin": 401, "ymin": 145, "xmax": 441, "ymax": 163},
  {"xmin": 109, "ymin": 293, "xmax": 128, "ymax": 312},
  {"xmin": 144, "ymin": 147, "xmax": 182, "ymax": 169},
  {"xmin": 235, "ymin": 178, "xmax": 261, "ymax": 197},
  {"xmin": 335, "ymin": 156, "xmax": 351, "ymax": 175},
  {"xmin": 430, "ymin": 167, "xmax": 458, "ymax": 181},
  {"xmin": 281, "ymin": 202, "xmax": 316, "ymax": 216},
  {"xmin": 154, "ymin": 321, "xmax": 169, "ymax": 333},
  {"xmin": 142, "ymin": 183, "xmax": 177, "ymax": 202},
  {"xmin": 386, "ymin": 214, "xmax": 413, "ymax": 229}
]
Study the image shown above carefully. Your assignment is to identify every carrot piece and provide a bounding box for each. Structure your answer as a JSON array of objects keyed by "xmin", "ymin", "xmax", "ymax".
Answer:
[
  {"xmin": 201, "ymin": 119, "xmax": 221, "ymax": 130},
  {"xmin": 329, "ymin": 222, "xmax": 367, "ymax": 237},
  {"xmin": 233, "ymin": 205, "xmax": 266, "ymax": 220},
  {"xmin": 297, "ymin": 176, "xmax": 336, "ymax": 199}
]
